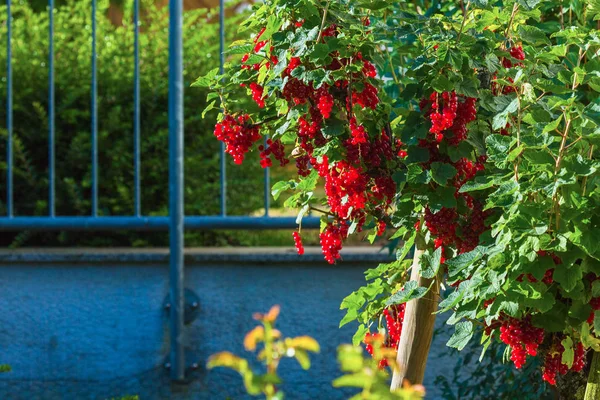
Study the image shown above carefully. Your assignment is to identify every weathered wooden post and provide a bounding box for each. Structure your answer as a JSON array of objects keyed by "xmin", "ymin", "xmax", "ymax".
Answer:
[
  {"xmin": 390, "ymin": 237, "xmax": 440, "ymax": 389},
  {"xmin": 585, "ymin": 352, "xmax": 600, "ymax": 400}
]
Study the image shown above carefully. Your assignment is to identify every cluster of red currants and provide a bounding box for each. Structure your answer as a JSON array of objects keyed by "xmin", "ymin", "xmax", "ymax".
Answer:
[
  {"xmin": 418, "ymin": 90, "xmax": 487, "ymax": 260},
  {"xmin": 214, "ymin": 21, "xmax": 401, "ymax": 263},
  {"xmin": 259, "ymin": 139, "xmax": 289, "ymax": 168},
  {"xmin": 542, "ymin": 340, "xmax": 586, "ymax": 385},
  {"xmin": 213, "ymin": 114, "xmax": 261, "ymax": 165},
  {"xmin": 364, "ymin": 303, "xmax": 406, "ymax": 369},
  {"xmin": 499, "ymin": 316, "xmax": 545, "ymax": 369},
  {"xmin": 292, "ymin": 231, "xmax": 304, "ymax": 255}
]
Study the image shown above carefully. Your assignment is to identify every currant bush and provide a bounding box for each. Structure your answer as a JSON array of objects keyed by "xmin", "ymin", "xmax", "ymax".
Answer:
[{"xmin": 198, "ymin": 0, "xmax": 600, "ymax": 392}]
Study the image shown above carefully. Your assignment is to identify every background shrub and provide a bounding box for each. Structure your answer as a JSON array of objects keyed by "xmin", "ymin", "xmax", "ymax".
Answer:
[{"xmin": 0, "ymin": 0, "xmax": 280, "ymax": 247}]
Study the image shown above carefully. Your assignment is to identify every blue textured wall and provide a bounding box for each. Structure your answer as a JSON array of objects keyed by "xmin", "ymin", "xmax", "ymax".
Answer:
[{"xmin": 0, "ymin": 263, "xmax": 453, "ymax": 399}]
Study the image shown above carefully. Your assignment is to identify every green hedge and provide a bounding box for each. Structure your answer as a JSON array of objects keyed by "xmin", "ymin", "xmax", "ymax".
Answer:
[{"xmin": 0, "ymin": 0, "xmax": 269, "ymax": 247}]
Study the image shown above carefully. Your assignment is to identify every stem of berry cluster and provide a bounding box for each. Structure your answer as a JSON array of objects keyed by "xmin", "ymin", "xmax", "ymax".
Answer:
[
  {"xmin": 390, "ymin": 234, "xmax": 440, "ymax": 389},
  {"xmin": 584, "ymin": 351, "xmax": 600, "ymax": 400},
  {"xmin": 315, "ymin": 0, "xmax": 331, "ymax": 44},
  {"xmin": 455, "ymin": 1, "xmax": 470, "ymax": 44}
]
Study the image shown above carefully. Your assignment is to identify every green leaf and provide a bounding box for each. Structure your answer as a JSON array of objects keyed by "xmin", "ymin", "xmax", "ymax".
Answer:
[
  {"xmin": 523, "ymin": 150, "xmax": 555, "ymax": 165},
  {"xmin": 357, "ymin": 0, "xmax": 391, "ymax": 10},
  {"xmin": 486, "ymin": 134, "xmax": 516, "ymax": 159},
  {"xmin": 432, "ymin": 75, "xmax": 452, "ymax": 92},
  {"xmin": 191, "ymin": 67, "xmax": 220, "ymax": 87},
  {"xmin": 420, "ymin": 247, "xmax": 442, "ymax": 279},
  {"xmin": 336, "ymin": 345, "xmax": 364, "ymax": 372},
  {"xmin": 406, "ymin": 164, "xmax": 431, "ymax": 184},
  {"xmin": 297, "ymin": 169, "xmax": 319, "ymax": 191},
  {"xmin": 201, "ymin": 100, "xmax": 217, "ymax": 119},
  {"xmin": 323, "ymin": 117, "xmax": 345, "ymax": 138},
  {"xmin": 561, "ymin": 337, "xmax": 574, "ymax": 369},
  {"xmin": 532, "ymin": 302, "xmax": 567, "ymax": 332},
  {"xmin": 385, "ymin": 281, "xmax": 428, "ymax": 306},
  {"xmin": 507, "ymin": 144, "xmax": 524, "ymax": 162},
  {"xmin": 455, "ymin": 77, "xmax": 479, "ymax": 98},
  {"xmin": 271, "ymin": 180, "xmax": 294, "ymax": 200},
  {"xmin": 438, "ymin": 288, "xmax": 465, "ymax": 313},
  {"xmin": 332, "ymin": 373, "xmax": 369, "ymax": 388},
  {"xmin": 352, "ymin": 324, "xmax": 369, "ymax": 347},
  {"xmin": 518, "ymin": 25, "xmax": 551, "ymax": 45},
  {"xmin": 428, "ymin": 186, "xmax": 457, "ymax": 211},
  {"xmin": 306, "ymin": 69, "xmax": 329, "ymax": 88},
  {"xmin": 569, "ymin": 302, "xmax": 591, "ymax": 323},
  {"xmin": 492, "ymin": 98, "xmax": 519, "ymax": 130},
  {"xmin": 396, "ymin": 232, "xmax": 416, "ymax": 264},
  {"xmin": 554, "ymin": 264, "xmax": 583, "ymax": 292},
  {"xmin": 517, "ymin": 0, "xmax": 542, "ymax": 10},
  {"xmin": 459, "ymin": 175, "xmax": 497, "ymax": 192},
  {"xmin": 294, "ymin": 349, "xmax": 311, "ymax": 370},
  {"xmin": 446, "ymin": 246, "xmax": 487, "ymax": 277},
  {"xmin": 430, "ymin": 162, "xmax": 457, "ymax": 185},
  {"xmin": 309, "ymin": 43, "xmax": 330, "ymax": 61},
  {"xmin": 542, "ymin": 115, "xmax": 562, "ymax": 133},
  {"xmin": 405, "ymin": 146, "xmax": 430, "ymax": 164},
  {"xmin": 339, "ymin": 308, "xmax": 358, "ymax": 328},
  {"xmin": 447, "ymin": 321, "xmax": 474, "ymax": 351},
  {"xmin": 226, "ymin": 43, "xmax": 253, "ymax": 55},
  {"xmin": 563, "ymin": 154, "xmax": 597, "ymax": 177},
  {"xmin": 486, "ymin": 179, "xmax": 519, "ymax": 209}
]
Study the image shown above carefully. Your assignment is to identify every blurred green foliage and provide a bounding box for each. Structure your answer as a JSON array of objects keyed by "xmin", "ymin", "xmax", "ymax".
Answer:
[{"xmin": 0, "ymin": 0, "xmax": 275, "ymax": 247}]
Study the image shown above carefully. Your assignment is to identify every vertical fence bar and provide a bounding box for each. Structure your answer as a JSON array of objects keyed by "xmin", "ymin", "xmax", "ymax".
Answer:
[
  {"xmin": 6, "ymin": 0, "xmax": 13, "ymax": 217},
  {"xmin": 91, "ymin": 0, "xmax": 98, "ymax": 216},
  {"xmin": 263, "ymin": 136, "xmax": 270, "ymax": 216},
  {"xmin": 48, "ymin": 0, "xmax": 55, "ymax": 216},
  {"xmin": 168, "ymin": 0, "xmax": 185, "ymax": 382},
  {"xmin": 133, "ymin": 0, "xmax": 141, "ymax": 216},
  {"xmin": 218, "ymin": 0, "xmax": 226, "ymax": 216}
]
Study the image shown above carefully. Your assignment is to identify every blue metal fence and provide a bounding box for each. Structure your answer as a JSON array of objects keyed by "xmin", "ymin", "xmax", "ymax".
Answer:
[{"xmin": 1, "ymin": 0, "xmax": 320, "ymax": 381}]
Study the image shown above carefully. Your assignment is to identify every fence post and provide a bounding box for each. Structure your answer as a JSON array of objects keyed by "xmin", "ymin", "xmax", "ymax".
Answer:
[
  {"xmin": 168, "ymin": 0, "xmax": 185, "ymax": 382},
  {"xmin": 6, "ymin": 0, "xmax": 13, "ymax": 217}
]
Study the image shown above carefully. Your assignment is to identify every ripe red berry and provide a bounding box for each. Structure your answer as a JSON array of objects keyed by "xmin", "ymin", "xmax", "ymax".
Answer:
[
  {"xmin": 293, "ymin": 231, "xmax": 304, "ymax": 255},
  {"xmin": 249, "ymin": 82, "xmax": 266, "ymax": 108}
]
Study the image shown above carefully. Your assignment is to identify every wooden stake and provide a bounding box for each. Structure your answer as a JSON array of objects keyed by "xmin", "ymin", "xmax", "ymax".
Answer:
[
  {"xmin": 585, "ymin": 351, "xmax": 600, "ymax": 400},
  {"xmin": 390, "ymin": 243, "xmax": 440, "ymax": 389}
]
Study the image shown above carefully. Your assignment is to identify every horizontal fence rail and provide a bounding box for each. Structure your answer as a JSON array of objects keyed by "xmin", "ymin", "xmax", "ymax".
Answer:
[{"xmin": 0, "ymin": 216, "xmax": 320, "ymax": 231}]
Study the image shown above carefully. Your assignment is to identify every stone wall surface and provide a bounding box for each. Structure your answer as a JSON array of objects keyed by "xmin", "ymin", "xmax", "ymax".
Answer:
[{"xmin": 0, "ymin": 257, "xmax": 452, "ymax": 400}]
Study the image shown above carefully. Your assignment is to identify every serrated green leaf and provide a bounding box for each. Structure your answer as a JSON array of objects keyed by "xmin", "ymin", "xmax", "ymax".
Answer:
[
  {"xmin": 518, "ymin": 25, "xmax": 551, "ymax": 45},
  {"xmin": 191, "ymin": 67, "xmax": 220, "ymax": 87},
  {"xmin": 271, "ymin": 180, "xmax": 294, "ymax": 200},
  {"xmin": 431, "ymin": 162, "xmax": 457, "ymax": 185},
  {"xmin": 447, "ymin": 321, "xmax": 474, "ymax": 350},
  {"xmin": 554, "ymin": 264, "xmax": 583, "ymax": 292},
  {"xmin": 492, "ymin": 98, "xmax": 519, "ymax": 130},
  {"xmin": 420, "ymin": 247, "xmax": 442, "ymax": 279},
  {"xmin": 385, "ymin": 280, "xmax": 428, "ymax": 306},
  {"xmin": 352, "ymin": 324, "xmax": 369, "ymax": 347}
]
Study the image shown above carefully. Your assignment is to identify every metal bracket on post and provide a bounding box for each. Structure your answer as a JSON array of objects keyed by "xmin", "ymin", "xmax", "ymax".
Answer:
[
  {"xmin": 162, "ymin": 352, "xmax": 202, "ymax": 384},
  {"xmin": 163, "ymin": 289, "xmax": 201, "ymax": 384},
  {"xmin": 163, "ymin": 288, "xmax": 200, "ymax": 325}
]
